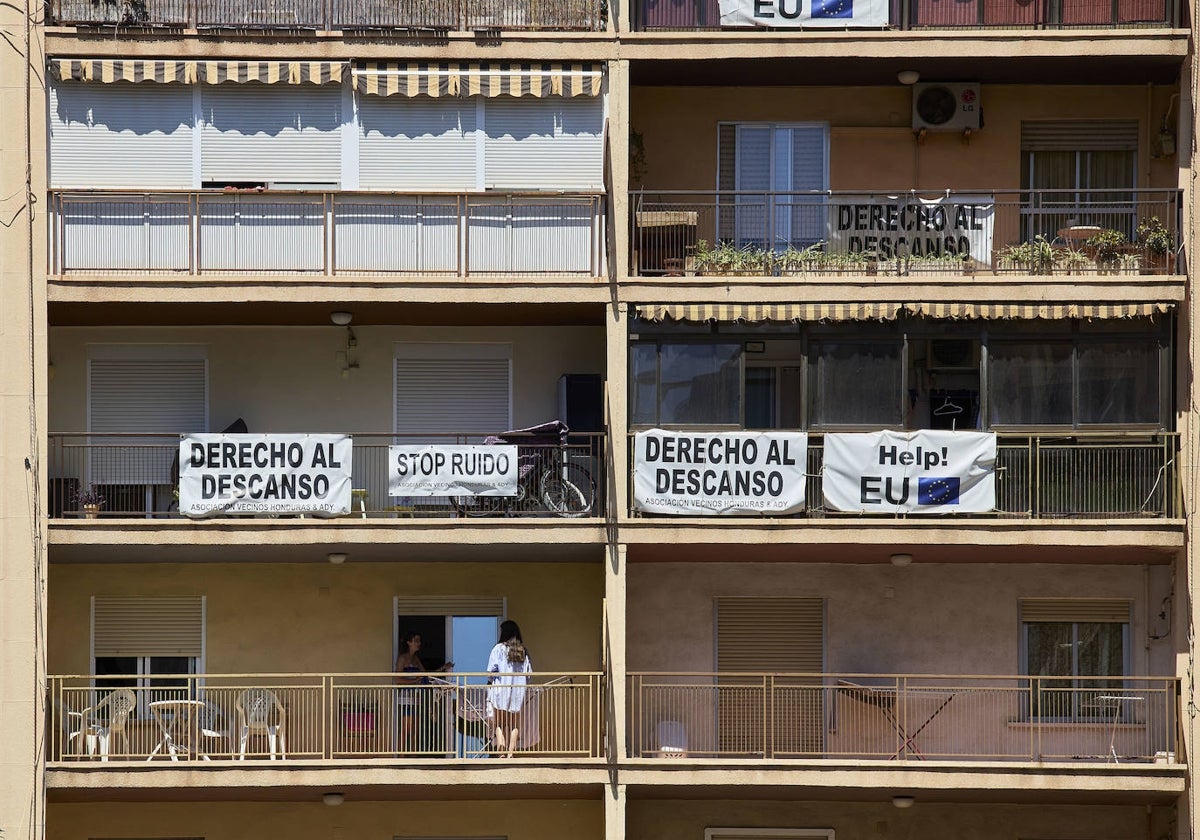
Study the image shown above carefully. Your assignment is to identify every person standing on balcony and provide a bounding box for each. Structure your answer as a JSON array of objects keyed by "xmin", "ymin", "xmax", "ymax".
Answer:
[
  {"xmin": 394, "ymin": 630, "xmax": 452, "ymax": 754},
  {"xmin": 487, "ymin": 620, "xmax": 532, "ymax": 759}
]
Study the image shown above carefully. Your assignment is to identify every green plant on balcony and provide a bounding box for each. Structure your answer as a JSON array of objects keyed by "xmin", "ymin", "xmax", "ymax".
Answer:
[
  {"xmin": 1055, "ymin": 246, "xmax": 1091, "ymax": 275},
  {"xmin": 775, "ymin": 242, "xmax": 825, "ymax": 275},
  {"xmin": 1085, "ymin": 228, "xmax": 1127, "ymax": 273},
  {"xmin": 1136, "ymin": 216, "xmax": 1173, "ymax": 274},
  {"xmin": 694, "ymin": 239, "xmax": 770, "ymax": 275},
  {"xmin": 999, "ymin": 234, "xmax": 1055, "ymax": 275}
]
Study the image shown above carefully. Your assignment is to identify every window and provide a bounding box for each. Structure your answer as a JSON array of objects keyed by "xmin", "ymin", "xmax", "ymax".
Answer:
[
  {"xmin": 1021, "ymin": 598, "xmax": 1130, "ymax": 720},
  {"xmin": 91, "ymin": 596, "xmax": 206, "ymax": 712},
  {"xmin": 717, "ymin": 123, "xmax": 828, "ymax": 250},
  {"xmin": 989, "ymin": 337, "xmax": 1162, "ymax": 428},
  {"xmin": 807, "ymin": 340, "xmax": 902, "ymax": 427},
  {"xmin": 630, "ymin": 341, "xmax": 742, "ymax": 427},
  {"xmin": 1020, "ymin": 120, "xmax": 1138, "ymax": 241}
]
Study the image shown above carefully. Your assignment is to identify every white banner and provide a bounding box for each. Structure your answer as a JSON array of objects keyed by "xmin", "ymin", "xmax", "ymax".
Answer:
[
  {"xmin": 179, "ymin": 433, "xmax": 352, "ymax": 517},
  {"xmin": 827, "ymin": 195, "xmax": 995, "ymax": 267},
  {"xmin": 634, "ymin": 430, "xmax": 808, "ymax": 516},
  {"xmin": 719, "ymin": 0, "xmax": 888, "ymax": 27},
  {"xmin": 389, "ymin": 445, "xmax": 519, "ymax": 497},
  {"xmin": 822, "ymin": 430, "xmax": 996, "ymax": 514}
]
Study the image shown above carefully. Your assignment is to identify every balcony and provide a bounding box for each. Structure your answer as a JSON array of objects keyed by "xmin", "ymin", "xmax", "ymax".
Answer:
[
  {"xmin": 627, "ymin": 673, "xmax": 1181, "ymax": 764},
  {"xmin": 47, "ymin": 0, "xmax": 606, "ymax": 30},
  {"xmin": 626, "ymin": 433, "xmax": 1181, "ymax": 519},
  {"xmin": 48, "ymin": 672, "xmax": 603, "ymax": 763},
  {"xmin": 46, "ymin": 431, "xmax": 607, "ymax": 520},
  {"xmin": 630, "ymin": 189, "xmax": 1182, "ymax": 279},
  {"xmin": 49, "ymin": 191, "xmax": 606, "ymax": 279},
  {"xmin": 632, "ymin": 0, "xmax": 1177, "ymax": 29}
]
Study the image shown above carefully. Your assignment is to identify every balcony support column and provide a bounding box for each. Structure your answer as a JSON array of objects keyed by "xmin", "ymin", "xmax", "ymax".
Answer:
[
  {"xmin": 608, "ymin": 59, "xmax": 630, "ymax": 284},
  {"xmin": 604, "ymin": 782, "xmax": 626, "ymax": 840},
  {"xmin": 605, "ymin": 299, "xmax": 629, "ymax": 518},
  {"xmin": 606, "ymin": 542, "xmax": 628, "ymax": 761}
]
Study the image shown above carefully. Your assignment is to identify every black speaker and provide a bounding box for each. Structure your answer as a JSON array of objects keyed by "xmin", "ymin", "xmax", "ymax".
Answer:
[{"xmin": 557, "ymin": 374, "xmax": 604, "ymax": 435}]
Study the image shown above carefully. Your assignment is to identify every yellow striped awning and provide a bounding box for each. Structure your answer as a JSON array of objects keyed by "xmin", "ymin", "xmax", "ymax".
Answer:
[
  {"xmin": 353, "ymin": 62, "xmax": 603, "ymax": 97},
  {"xmin": 50, "ymin": 58, "xmax": 198, "ymax": 83},
  {"xmin": 49, "ymin": 58, "xmax": 345, "ymax": 85},
  {"xmin": 634, "ymin": 302, "xmax": 1174, "ymax": 323}
]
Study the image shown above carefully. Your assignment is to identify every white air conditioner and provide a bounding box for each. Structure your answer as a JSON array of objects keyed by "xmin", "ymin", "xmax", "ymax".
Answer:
[{"xmin": 912, "ymin": 83, "xmax": 982, "ymax": 131}]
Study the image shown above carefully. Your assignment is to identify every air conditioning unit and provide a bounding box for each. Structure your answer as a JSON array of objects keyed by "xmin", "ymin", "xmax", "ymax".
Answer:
[{"xmin": 912, "ymin": 83, "xmax": 981, "ymax": 131}]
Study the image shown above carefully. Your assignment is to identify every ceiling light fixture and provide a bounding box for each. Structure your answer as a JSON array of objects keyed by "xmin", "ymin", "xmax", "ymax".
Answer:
[
  {"xmin": 890, "ymin": 553, "xmax": 913, "ymax": 567},
  {"xmin": 323, "ymin": 792, "xmax": 345, "ymax": 806},
  {"xmin": 897, "ymin": 70, "xmax": 920, "ymax": 85},
  {"xmin": 327, "ymin": 552, "xmax": 347, "ymax": 565},
  {"xmin": 330, "ymin": 311, "xmax": 353, "ymax": 326},
  {"xmin": 892, "ymin": 795, "xmax": 915, "ymax": 809}
]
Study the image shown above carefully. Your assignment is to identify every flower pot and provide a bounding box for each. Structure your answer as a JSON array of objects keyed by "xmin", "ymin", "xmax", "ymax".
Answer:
[{"xmin": 83, "ymin": 504, "xmax": 100, "ymax": 519}]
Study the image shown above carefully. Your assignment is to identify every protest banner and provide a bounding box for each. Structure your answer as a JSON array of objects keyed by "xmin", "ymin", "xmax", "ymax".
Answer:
[
  {"xmin": 822, "ymin": 429, "xmax": 996, "ymax": 514},
  {"xmin": 389, "ymin": 445, "xmax": 519, "ymax": 497},
  {"xmin": 180, "ymin": 433, "xmax": 352, "ymax": 517},
  {"xmin": 634, "ymin": 429, "xmax": 808, "ymax": 516}
]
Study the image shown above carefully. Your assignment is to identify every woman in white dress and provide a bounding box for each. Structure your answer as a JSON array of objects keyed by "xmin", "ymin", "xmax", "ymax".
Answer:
[{"xmin": 487, "ymin": 620, "xmax": 532, "ymax": 758}]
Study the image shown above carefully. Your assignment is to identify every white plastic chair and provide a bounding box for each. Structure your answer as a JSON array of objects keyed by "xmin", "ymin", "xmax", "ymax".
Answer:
[
  {"xmin": 236, "ymin": 688, "xmax": 287, "ymax": 760},
  {"xmin": 77, "ymin": 689, "xmax": 137, "ymax": 761},
  {"xmin": 657, "ymin": 720, "xmax": 688, "ymax": 758}
]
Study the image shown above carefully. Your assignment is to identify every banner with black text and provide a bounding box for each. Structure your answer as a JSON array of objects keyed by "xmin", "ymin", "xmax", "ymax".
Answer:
[
  {"xmin": 180, "ymin": 433, "xmax": 352, "ymax": 517},
  {"xmin": 389, "ymin": 445, "xmax": 519, "ymax": 497},
  {"xmin": 827, "ymin": 195, "xmax": 995, "ymax": 267},
  {"xmin": 634, "ymin": 429, "xmax": 808, "ymax": 516},
  {"xmin": 822, "ymin": 430, "xmax": 996, "ymax": 514},
  {"xmin": 718, "ymin": 0, "xmax": 888, "ymax": 27}
]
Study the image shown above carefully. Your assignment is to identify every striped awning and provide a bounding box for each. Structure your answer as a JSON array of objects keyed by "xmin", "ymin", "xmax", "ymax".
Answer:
[
  {"xmin": 353, "ymin": 62, "xmax": 603, "ymax": 97},
  {"xmin": 634, "ymin": 302, "xmax": 1174, "ymax": 323},
  {"xmin": 49, "ymin": 58, "xmax": 345, "ymax": 85}
]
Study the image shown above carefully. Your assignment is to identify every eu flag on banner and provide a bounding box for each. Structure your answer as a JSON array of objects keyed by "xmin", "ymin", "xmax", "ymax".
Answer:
[
  {"xmin": 918, "ymin": 477, "xmax": 960, "ymax": 505},
  {"xmin": 811, "ymin": 0, "xmax": 853, "ymax": 18}
]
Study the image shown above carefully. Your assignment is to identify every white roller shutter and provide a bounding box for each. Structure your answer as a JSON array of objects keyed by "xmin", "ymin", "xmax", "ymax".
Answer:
[
  {"xmin": 92, "ymin": 596, "xmax": 205, "ymax": 658},
  {"xmin": 359, "ymin": 96, "xmax": 478, "ymax": 190},
  {"xmin": 88, "ymin": 349, "xmax": 208, "ymax": 484},
  {"xmin": 200, "ymin": 83, "xmax": 341, "ymax": 184},
  {"xmin": 484, "ymin": 97, "xmax": 603, "ymax": 190},
  {"xmin": 49, "ymin": 81, "xmax": 194, "ymax": 189},
  {"xmin": 394, "ymin": 361, "xmax": 511, "ymax": 437}
]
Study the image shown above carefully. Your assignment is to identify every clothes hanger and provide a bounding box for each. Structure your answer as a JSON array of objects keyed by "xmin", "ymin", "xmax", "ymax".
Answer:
[{"xmin": 933, "ymin": 395, "xmax": 964, "ymax": 416}]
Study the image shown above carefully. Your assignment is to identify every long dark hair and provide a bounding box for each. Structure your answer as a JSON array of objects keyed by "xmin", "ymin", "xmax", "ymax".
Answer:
[{"xmin": 498, "ymin": 619, "xmax": 527, "ymax": 664}]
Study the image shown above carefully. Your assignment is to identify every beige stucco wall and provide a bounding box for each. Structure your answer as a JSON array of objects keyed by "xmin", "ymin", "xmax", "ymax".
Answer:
[
  {"xmin": 48, "ymin": 325, "xmax": 606, "ymax": 433},
  {"xmin": 631, "ymin": 84, "xmax": 1180, "ymax": 192},
  {"xmin": 49, "ymin": 799, "xmax": 603, "ymax": 840},
  {"xmin": 48, "ymin": 562, "xmax": 602, "ymax": 675},
  {"xmin": 629, "ymin": 799, "xmax": 1173, "ymax": 840},
  {"xmin": 627, "ymin": 562, "xmax": 1176, "ymax": 676}
]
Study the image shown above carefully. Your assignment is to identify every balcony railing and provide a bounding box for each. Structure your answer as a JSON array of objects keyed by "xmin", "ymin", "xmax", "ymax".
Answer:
[
  {"xmin": 630, "ymin": 189, "xmax": 1182, "ymax": 277},
  {"xmin": 627, "ymin": 432, "xmax": 1181, "ymax": 519},
  {"xmin": 49, "ymin": 191, "xmax": 606, "ymax": 278},
  {"xmin": 46, "ymin": 431, "xmax": 606, "ymax": 519},
  {"xmin": 633, "ymin": 0, "xmax": 1176, "ymax": 28},
  {"xmin": 48, "ymin": 0, "xmax": 606, "ymax": 29},
  {"xmin": 628, "ymin": 673, "xmax": 1181, "ymax": 763},
  {"xmin": 48, "ymin": 672, "xmax": 603, "ymax": 762}
]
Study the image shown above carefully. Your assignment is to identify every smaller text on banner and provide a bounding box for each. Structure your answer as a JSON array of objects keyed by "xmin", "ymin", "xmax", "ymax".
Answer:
[
  {"xmin": 634, "ymin": 429, "xmax": 808, "ymax": 516},
  {"xmin": 179, "ymin": 433, "xmax": 352, "ymax": 517},
  {"xmin": 389, "ymin": 445, "xmax": 519, "ymax": 497},
  {"xmin": 822, "ymin": 429, "xmax": 997, "ymax": 514},
  {"xmin": 718, "ymin": 0, "xmax": 888, "ymax": 27}
]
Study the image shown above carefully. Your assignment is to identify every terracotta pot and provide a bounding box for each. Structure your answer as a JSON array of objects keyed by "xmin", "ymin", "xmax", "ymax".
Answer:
[{"xmin": 83, "ymin": 504, "xmax": 100, "ymax": 519}]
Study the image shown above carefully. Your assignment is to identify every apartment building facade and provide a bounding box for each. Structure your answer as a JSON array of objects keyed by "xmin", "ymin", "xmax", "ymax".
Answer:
[{"xmin": 0, "ymin": 0, "xmax": 1194, "ymax": 838}]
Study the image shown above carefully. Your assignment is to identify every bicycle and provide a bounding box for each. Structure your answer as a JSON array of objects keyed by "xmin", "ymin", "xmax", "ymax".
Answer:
[{"xmin": 450, "ymin": 420, "xmax": 596, "ymax": 518}]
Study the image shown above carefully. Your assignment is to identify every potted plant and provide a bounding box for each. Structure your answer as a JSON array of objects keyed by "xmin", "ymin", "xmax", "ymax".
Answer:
[
  {"xmin": 999, "ymin": 235, "xmax": 1054, "ymax": 275},
  {"xmin": 1055, "ymin": 246, "xmax": 1091, "ymax": 276},
  {"xmin": 1085, "ymin": 228, "xmax": 1127, "ymax": 274},
  {"xmin": 72, "ymin": 485, "xmax": 106, "ymax": 519},
  {"xmin": 1136, "ymin": 216, "xmax": 1173, "ymax": 275}
]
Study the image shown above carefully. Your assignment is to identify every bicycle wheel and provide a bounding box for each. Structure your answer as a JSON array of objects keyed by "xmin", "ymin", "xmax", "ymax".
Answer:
[
  {"xmin": 539, "ymin": 462, "xmax": 595, "ymax": 517},
  {"xmin": 451, "ymin": 494, "xmax": 508, "ymax": 517}
]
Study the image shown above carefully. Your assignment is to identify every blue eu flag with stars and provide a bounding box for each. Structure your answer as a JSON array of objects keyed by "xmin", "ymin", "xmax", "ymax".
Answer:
[
  {"xmin": 918, "ymin": 477, "xmax": 960, "ymax": 505},
  {"xmin": 811, "ymin": 0, "xmax": 853, "ymax": 18}
]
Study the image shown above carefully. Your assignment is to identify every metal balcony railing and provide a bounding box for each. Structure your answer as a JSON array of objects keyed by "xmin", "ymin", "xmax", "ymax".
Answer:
[
  {"xmin": 627, "ymin": 432, "xmax": 1181, "ymax": 519},
  {"xmin": 46, "ymin": 431, "xmax": 607, "ymax": 519},
  {"xmin": 628, "ymin": 673, "xmax": 1181, "ymax": 762},
  {"xmin": 49, "ymin": 191, "xmax": 606, "ymax": 278},
  {"xmin": 48, "ymin": 672, "xmax": 604, "ymax": 762},
  {"xmin": 630, "ymin": 189, "xmax": 1182, "ymax": 277},
  {"xmin": 47, "ymin": 0, "xmax": 607, "ymax": 29},
  {"xmin": 633, "ymin": 0, "xmax": 1176, "ymax": 28}
]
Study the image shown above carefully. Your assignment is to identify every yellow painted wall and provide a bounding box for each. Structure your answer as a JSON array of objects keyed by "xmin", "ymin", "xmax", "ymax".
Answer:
[
  {"xmin": 48, "ymin": 562, "xmax": 603, "ymax": 675},
  {"xmin": 629, "ymin": 799, "xmax": 1171, "ymax": 840},
  {"xmin": 627, "ymin": 562, "xmax": 1175, "ymax": 675},
  {"xmin": 631, "ymin": 84, "xmax": 1180, "ymax": 192},
  {"xmin": 49, "ymin": 799, "xmax": 603, "ymax": 840},
  {"xmin": 48, "ymin": 325, "xmax": 606, "ymax": 433}
]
